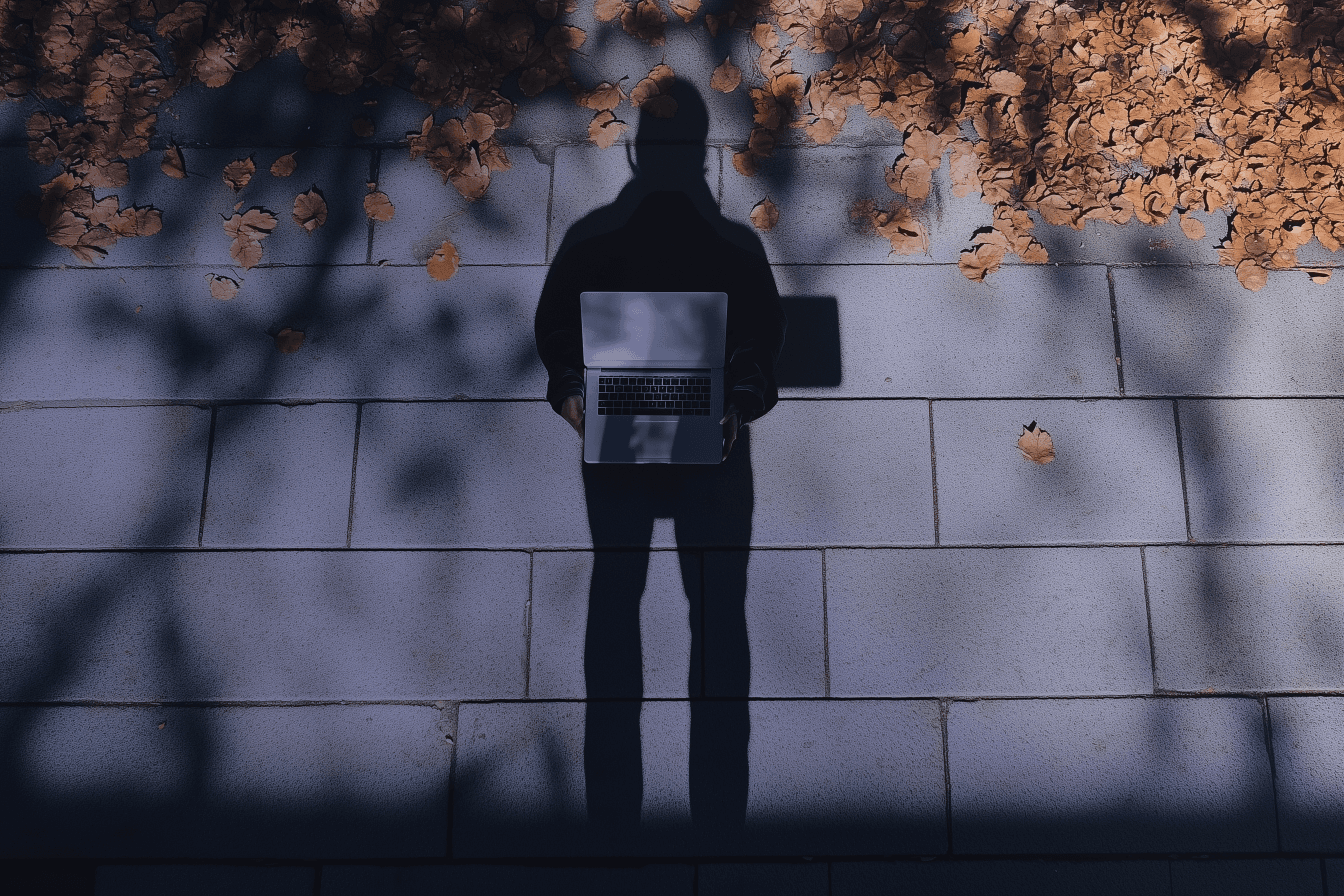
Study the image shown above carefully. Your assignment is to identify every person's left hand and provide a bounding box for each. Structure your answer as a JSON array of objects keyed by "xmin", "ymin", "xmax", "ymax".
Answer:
[{"xmin": 720, "ymin": 404, "xmax": 741, "ymax": 461}]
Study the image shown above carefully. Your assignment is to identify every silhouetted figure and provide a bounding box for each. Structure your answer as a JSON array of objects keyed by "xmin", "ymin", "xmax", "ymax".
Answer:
[{"xmin": 534, "ymin": 80, "xmax": 786, "ymax": 846}]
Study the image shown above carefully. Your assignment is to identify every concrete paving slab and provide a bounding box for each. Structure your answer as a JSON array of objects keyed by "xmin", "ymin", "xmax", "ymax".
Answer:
[
  {"xmin": 0, "ymin": 266, "xmax": 548, "ymax": 402},
  {"xmin": 704, "ymin": 550, "xmax": 826, "ymax": 698},
  {"xmin": 351, "ymin": 400, "xmax": 584, "ymax": 548},
  {"xmin": 1170, "ymin": 858, "xmax": 1323, "ymax": 896},
  {"xmin": 113, "ymin": 147, "xmax": 374, "ymax": 267},
  {"xmin": 721, "ymin": 145, "xmax": 993, "ymax": 265},
  {"xmin": 1115, "ymin": 265, "xmax": 1344, "ymax": 397},
  {"xmin": 203, "ymin": 403, "xmax": 356, "ymax": 547},
  {"xmin": 933, "ymin": 399, "xmax": 1186, "ymax": 544},
  {"xmin": 826, "ymin": 548, "xmax": 1152, "ymax": 697},
  {"xmin": 1327, "ymin": 861, "xmax": 1344, "ymax": 894},
  {"xmin": 948, "ymin": 697, "xmax": 1277, "ymax": 853},
  {"xmin": 0, "ymin": 551, "xmax": 528, "ymax": 701},
  {"xmin": 0, "ymin": 148, "xmax": 68, "ymax": 268},
  {"xmin": 96, "ymin": 865, "xmax": 315, "ymax": 896},
  {"xmin": 748, "ymin": 400, "xmax": 935, "ymax": 547},
  {"xmin": 1147, "ymin": 546, "xmax": 1344, "ymax": 693},
  {"xmin": 0, "ymin": 406, "xmax": 209, "ymax": 548},
  {"xmin": 1269, "ymin": 697, "xmax": 1344, "ymax": 851},
  {"xmin": 322, "ymin": 864, "xmax": 693, "ymax": 895},
  {"xmin": 833, "ymin": 859, "xmax": 1172, "ymax": 895},
  {"xmin": 0, "ymin": 704, "xmax": 450, "ymax": 858},
  {"xmin": 699, "ymin": 862, "xmax": 827, "ymax": 896},
  {"xmin": 371, "ymin": 148, "xmax": 550, "ymax": 266},
  {"xmin": 1180, "ymin": 399, "xmax": 1344, "ymax": 542},
  {"xmin": 772, "ymin": 264, "xmax": 1119, "ymax": 399},
  {"xmin": 1033, "ymin": 208, "xmax": 1227, "ymax": 267},
  {"xmin": 529, "ymin": 550, "xmax": 698, "ymax": 698},
  {"xmin": 453, "ymin": 699, "xmax": 945, "ymax": 856}
]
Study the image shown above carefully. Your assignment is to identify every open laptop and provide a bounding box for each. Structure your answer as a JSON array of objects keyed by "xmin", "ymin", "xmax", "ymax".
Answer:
[{"xmin": 581, "ymin": 291, "xmax": 727, "ymax": 464}]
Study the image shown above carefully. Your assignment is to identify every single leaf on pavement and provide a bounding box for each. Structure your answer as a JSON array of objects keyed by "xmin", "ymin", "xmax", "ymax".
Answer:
[
  {"xmin": 162, "ymin": 145, "xmax": 187, "ymax": 179},
  {"xmin": 710, "ymin": 57, "xmax": 741, "ymax": 93},
  {"xmin": 750, "ymin": 198, "xmax": 779, "ymax": 231},
  {"xmin": 1017, "ymin": 421, "xmax": 1055, "ymax": 464},
  {"xmin": 1307, "ymin": 269, "xmax": 1331, "ymax": 284},
  {"xmin": 428, "ymin": 240, "xmax": 460, "ymax": 280},
  {"xmin": 223, "ymin": 157, "xmax": 255, "ymax": 192},
  {"xmin": 206, "ymin": 273, "xmax": 239, "ymax": 300},
  {"xmin": 1179, "ymin": 214, "xmax": 1206, "ymax": 241},
  {"xmin": 1235, "ymin": 260, "xmax": 1268, "ymax": 291},
  {"xmin": 588, "ymin": 110, "xmax": 627, "ymax": 148},
  {"xmin": 669, "ymin": 0, "xmax": 699, "ymax": 22},
  {"xmin": 270, "ymin": 153, "xmax": 297, "ymax": 177},
  {"xmin": 352, "ymin": 117, "xmax": 374, "ymax": 137},
  {"xmin": 275, "ymin": 327, "xmax": 305, "ymax": 354},
  {"xmin": 364, "ymin": 190, "xmax": 395, "ymax": 221},
  {"xmin": 293, "ymin": 188, "xmax": 327, "ymax": 232},
  {"xmin": 111, "ymin": 206, "xmax": 163, "ymax": 238}
]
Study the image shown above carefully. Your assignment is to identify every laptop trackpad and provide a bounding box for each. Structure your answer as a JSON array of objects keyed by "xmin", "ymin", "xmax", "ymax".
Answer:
[{"xmin": 629, "ymin": 420, "xmax": 678, "ymax": 459}]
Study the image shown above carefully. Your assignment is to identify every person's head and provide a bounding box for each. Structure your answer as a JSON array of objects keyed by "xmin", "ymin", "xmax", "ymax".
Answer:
[{"xmin": 631, "ymin": 78, "xmax": 710, "ymax": 189}]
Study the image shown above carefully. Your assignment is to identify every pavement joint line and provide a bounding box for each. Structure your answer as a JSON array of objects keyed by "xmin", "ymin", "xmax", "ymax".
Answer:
[
  {"xmin": 46, "ymin": 852, "xmax": 1344, "ymax": 863},
  {"xmin": 345, "ymin": 402, "xmax": 363, "ymax": 549},
  {"xmin": 939, "ymin": 698, "xmax": 953, "ymax": 856},
  {"xmin": 523, "ymin": 550, "xmax": 534, "ymax": 700},
  {"xmin": 1139, "ymin": 546, "xmax": 1160, "ymax": 695},
  {"xmin": 1173, "ymin": 400, "xmax": 1195, "ymax": 543},
  {"xmin": 196, "ymin": 406, "xmax": 217, "ymax": 549},
  {"xmin": 1107, "ymin": 265, "xmax": 1126, "ymax": 396},
  {"xmin": 1263, "ymin": 696, "xmax": 1284, "ymax": 853},
  {"xmin": 365, "ymin": 147, "xmax": 380, "ymax": 266},
  {"xmin": 544, "ymin": 150, "xmax": 556, "ymax": 260},
  {"xmin": 821, "ymin": 548, "xmax": 831, "ymax": 699},
  {"xmin": 928, "ymin": 399, "xmax": 940, "ymax": 546}
]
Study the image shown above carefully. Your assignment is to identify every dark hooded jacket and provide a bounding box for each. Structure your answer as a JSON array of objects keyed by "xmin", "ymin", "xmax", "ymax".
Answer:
[{"xmin": 535, "ymin": 190, "xmax": 787, "ymax": 425}]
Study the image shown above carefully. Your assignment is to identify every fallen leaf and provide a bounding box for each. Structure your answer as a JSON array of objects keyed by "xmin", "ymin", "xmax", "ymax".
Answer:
[
  {"xmin": 587, "ymin": 110, "xmax": 627, "ymax": 148},
  {"xmin": 750, "ymin": 198, "xmax": 779, "ymax": 231},
  {"xmin": 206, "ymin": 273, "xmax": 239, "ymax": 300},
  {"xmin": 578, "ymin": 81, "xmax": 625, "ymax": 112},
  {"xmin": 292, "ymin": 188, "xmax": 327, "ymax": 232},
  {"xmin": 270, "ymin": 153, "xmax": 297, "ymax": 177},
  {"xmin": 1307, "ymin": 269, "xmax": 1332, "ymax": 284},
  {"xmin": 668, "ymin": 0, "xmax": 699, "ymax": 23},
  {"xmin": 162, "ymin": 145, "xmax": 187, "ymax": 180},
  {"xmin": 352, "ymin": 117, "xmax": 375, "ymax": 137},
  {"xmin": 711, "ymin": 57, "xmax": 742, "ymax": 93},
  {"xmin": 364, "ymin": 190, "xmax": 395, "ymax": 221},
  {"xmin": 223, "ymin": 158, "xmax": 255, "ymax": 192},
  {"xmin": 1017, "ymin": 421, "xmax": 1055, "ymax": 464},
  {"xmin": 275, "ymin": 327, "xmax": 305, "ymax": 354},
  {"xmin": 1235, "ymin": 260, "xmax": 1268, "ymax": 291},
  {"xmin": 1179, "ymin": 214, "xmax": 1206, "ymax": 241},
  {"xmin": 594, "ymin": 0, "xmax": 625, "ymax": 22},
  {"xmin": 428, "ymin": 240, "xmax": 460, "ymax": 280}
]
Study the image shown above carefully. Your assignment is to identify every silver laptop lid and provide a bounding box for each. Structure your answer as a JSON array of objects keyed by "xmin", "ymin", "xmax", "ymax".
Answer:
[{"xmin": 581, "ymin": 291, "xmax": 727, "ymax": 369}]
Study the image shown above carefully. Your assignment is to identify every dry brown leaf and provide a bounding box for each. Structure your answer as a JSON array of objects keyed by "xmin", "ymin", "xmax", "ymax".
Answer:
[
  {"xmin": 1017, "ymin": 421, "xmax": 1055, "ymax": 464},
  {"xmin": 594, "ymin": 0, "xmax": 625, "ymax": 22},
  {"xmin": 588, "ymin": 111, "xmax": 627, "ymax": 149},
  {"xmin": 293, "ymin": 188, "xmax": 327, "ymax": 232},
  {"xmin": 579, "ymin": 81, "xmax": 625, "ymax": 112},
  {"xmin": 1236, "ymin": 260, "xmax": 1269, "ymax": 291},
  {"xmin": 223, "ymin": 158, "xmax": 255, "ymax": 192},
  {"xmin": 711, "ymin": 57, "xmax": 742, "ymax": 94},
  {"xmin": 207, "ymin": 273, "xmax": 239, "ymax": 301},
  {"xmin": 428, "ymin": 240, "xmax": 461, "ymax": 280},
  {"xmin": 270, "ymin": 153, "xmax": 297, "ymax": 177},
  {"xmin": 1307, "ymin": 269, "xmax": 1332, "ymax": 284},
  {"xmin": 988, "ymin": 71, "xmax": 1026, "ymax": 97},
  {"xmin": 364, "ymin": 190, "xmax": 395, "ymax": 222},
  {"xmin": 750, "ymin": 198, "xmax": 779, "ymax": 231},
  {"xmin": 231, "ymin": 238, "xmax": 264, "ymax": 269},
  {"xmin": 162, "ymin": 145, "xmax": 187, "ymax": 180},
  {"xmin": 275, "ymin": 327, "xmax": 305, "ymax": 354},
  {"xmin": 352, "ymin": 117, "xmax": 375, "ymax": 138},
  {"xmin": 621, "ymin": 0, "xmax": 667, "ymax": 45},
  {"xmin": 111, "ymin": 206, "xmax": 163, "ymax": 238},
  {"xmin": 669, "ymin": 0, "xmax": 699, "ymax": 23},
  {"xmin": 1179, "ymin": 214, "xmax": 1206, "ymax": 241}
]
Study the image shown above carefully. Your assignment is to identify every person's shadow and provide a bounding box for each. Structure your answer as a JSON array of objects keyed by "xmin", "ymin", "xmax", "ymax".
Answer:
[{"xmin": 539, "ymin": 79, "xmax": 785, "ymax": 850}]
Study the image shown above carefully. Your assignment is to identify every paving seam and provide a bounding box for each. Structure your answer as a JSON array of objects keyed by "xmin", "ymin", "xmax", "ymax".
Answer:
[
  {"xmin": 344, "ymin": 402, "xmax": 363, "ymax": 549},
  {"xmin": 1172, "ymin": 400, "xmax": 1195, "ymax": 543},
  {"xmin": 14, "ymin": 541, "xmax": 1344, "ymax": 553},
  {"xmin": 927, "ymin": 399, "xmax": 940, "ymax": 545},
  {"xmin": 821, "ymin": 548, "xmax": 831, "ymax": 698},
  {"xmin": 196, "ymin": 406, "xmax": 217, "ymax": 549},
  {"xmin": 1264, "ymin": 696, "xmax": 1284, "ymax": 853},
  {"xmin": 1107, "ymin": 265, "xmax": 1126, "ymax": 396},
  {"xmin": 1139, "ymin": 546, "xmax": 1160, "ymax": 695}
]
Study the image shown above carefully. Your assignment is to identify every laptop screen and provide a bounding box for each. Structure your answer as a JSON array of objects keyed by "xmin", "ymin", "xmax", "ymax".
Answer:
[{"xmin": 581, "ymin": 292, "xmax": 727, "ymax": 369}]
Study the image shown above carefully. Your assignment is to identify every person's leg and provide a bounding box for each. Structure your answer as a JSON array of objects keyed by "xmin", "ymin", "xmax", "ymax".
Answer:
[
  {"xmin": 676, "ymin": 433, "xmax": 754, "ymax": 834},
  {"xmin": 582, "ymin": 463, "xmax": 656, "ymax": 836}
]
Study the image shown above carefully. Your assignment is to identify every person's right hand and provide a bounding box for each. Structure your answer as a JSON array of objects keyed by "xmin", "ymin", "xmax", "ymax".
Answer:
[{"xmin": 561, "ymin": 394, "xmax": 584, "ymax": 435}]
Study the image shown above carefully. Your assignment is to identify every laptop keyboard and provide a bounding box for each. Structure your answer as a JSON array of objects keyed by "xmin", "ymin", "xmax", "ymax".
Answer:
[{"xmin": 597, "ymin": 375, "xmax": 713, "ymax": 416}]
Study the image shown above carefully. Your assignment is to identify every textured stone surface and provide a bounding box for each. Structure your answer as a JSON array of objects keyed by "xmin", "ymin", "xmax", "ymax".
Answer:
[
  {"xmin": 1180, "ymin": 400, "xmax": 1344, "ymax": 542},
  {"xmin": 948, "ymin": 698, "xmax": 1277, "ymax": 853},
  {"xmin": 699, "ymin": 862, "xmax": 828, "ymax": 896},
  {"xmin": 529, "ymin": 550, "xmax": 698, "ymax": 698},
  {"xmin": 0, "ymin": 406, "xmax": 210, "ymax": 548},
  {"xmin": 372, "ymin": 149, "xmax": 550, "ymax": 266},
  {"xmin": 321, "ymin": 865, "xmax": 694, "ymax": 896},
  {"xmin": 0, "ymin": 266, "xmax": 548, "ymax": 402},
  {"xmin": 721, "ymin": 145, "xmax": 993, "ymax": 265},
  {"xmin": 826, "ymin": 548, "xmax": 1152, "ymax": 697},
  {"xmin": 933, "ymin": 399, "xmax": 1186, "ymax": 544},
  {"xmin": 772, "ymin": 264, "xmax": 1119, "ymax": 399},
  {"xmin": 0, "ymin": 705, "xmax": 451, "ymax": 858},
  {"xmin": 1270, "ymin": 697, "xmax": 1344, "ymax": 852},
  {"xmin": 96, "ymin": 865, "xmax": 315, "ymax": 896},
  {"xmin": 833, "ymin": 859, "xmax": 1172, "ymax": 895},
  {"xmin": 0, "ymin": 551, "xmax": 528, "ymax": 701},
  {"xmin": 1115, "ymin": 264, "xmax": 1344, "ymax": 397},
  {"xmin": 704, "ymin": 550, "xmax": 826, "ymax": 698},
  {"xmin": 1170, "ymin": 859, "xmax": 1323, "ymax": 896},
  {"xmin": 1033, "ymin": 209, "xmax": 1227, "ymax": 267},
  {"xmin": 1147, "ymin": 546, "xmax": 1344, "ymax": 692},
  {"xmin": 454, "ymin": 699, "xmax": 945, "ymax": 857},
  {"xmin": 203, "ymin": 403, "xmax": 356, "ymax": 547}
]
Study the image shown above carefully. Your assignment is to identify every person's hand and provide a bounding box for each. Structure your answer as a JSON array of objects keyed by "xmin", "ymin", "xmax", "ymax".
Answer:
[
  {"xmin": 561, "ymin": 394, "xmax": 584, "ymax": 436},
  {"xmin": 720, "ymin": 404, "xmax": 740, "ymax": 461}
]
